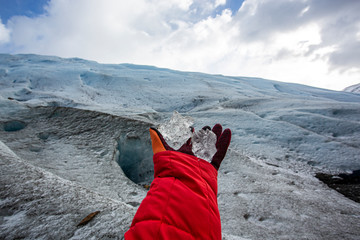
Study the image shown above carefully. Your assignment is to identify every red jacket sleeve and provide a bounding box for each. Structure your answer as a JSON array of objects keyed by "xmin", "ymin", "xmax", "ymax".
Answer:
[{"xmin": 125, "ymin": 151, "xmax": 221, "ymax": 240}]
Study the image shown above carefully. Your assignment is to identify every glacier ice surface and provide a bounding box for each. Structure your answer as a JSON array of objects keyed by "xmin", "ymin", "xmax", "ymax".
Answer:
[{"xmin": 1, "ymin": 54, "xmax": 360, "ymax": 239}]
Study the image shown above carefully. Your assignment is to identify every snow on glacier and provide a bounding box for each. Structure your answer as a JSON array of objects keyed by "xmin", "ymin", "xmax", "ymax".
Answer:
[
  {"xmin": 1, "ymin": 53, "xmax": 360, "ymax": 171},
  {"xmin": 1, "ymin": 54, "xmax": 360, "ymax": 239},
  {"xmin": 344, "ymin": 83, "xmax": 360, "ymax": 94}
]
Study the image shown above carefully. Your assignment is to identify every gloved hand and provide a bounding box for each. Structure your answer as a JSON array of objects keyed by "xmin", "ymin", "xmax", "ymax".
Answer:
[{"xmin": 149, "ymin": 124, "xmax": 231, "ymax": 170}]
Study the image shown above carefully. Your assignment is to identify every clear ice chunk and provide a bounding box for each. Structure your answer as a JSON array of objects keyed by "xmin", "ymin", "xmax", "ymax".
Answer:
[
  {"xmin": 157, "ymin": 111, "xmax": 194, "ymax": 149},
  {"xmin": 157, "ymin": 111, "xmax": 217, "ymax": 162},
  {"xmin": 191, "ymin": 128, "xmax": 217, "ymax": 162}
]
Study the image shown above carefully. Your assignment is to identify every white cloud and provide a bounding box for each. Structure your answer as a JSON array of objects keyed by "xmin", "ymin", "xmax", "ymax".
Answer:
[
  {"xmin": 215, "ymin": 0, "xmax": 226, "ymax": 8},
  {"xmin": 1, "ymin": 0, "xmax": 360, "ymax": 90},
  {"xmin": 212, "ymin": 0, "xmax": 360, "ymax": 90},
  {"xmin": 149, "ymin": 0, "xmax": 194, "ymax": 11},
  {"xmin": 152, "ymin": 9, "xmax": 236, "ymax": 71},
  {"xmin": 0, "ymin": 19, "xmax": 10, "ymax": 44}
]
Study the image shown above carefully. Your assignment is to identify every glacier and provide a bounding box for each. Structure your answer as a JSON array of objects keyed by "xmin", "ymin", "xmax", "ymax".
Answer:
[
  {"xmin": 0, "ymin": 54, "xmax": 360, "ymax": 239},
  {"xmin": 344, "ymin": 83, "xmax": 360, "ymax": 94}
]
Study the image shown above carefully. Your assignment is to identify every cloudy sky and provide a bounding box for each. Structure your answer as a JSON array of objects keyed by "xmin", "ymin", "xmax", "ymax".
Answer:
[{"xmin": 0, "ymin": 0, "xmax": 359, "ymax": 91}]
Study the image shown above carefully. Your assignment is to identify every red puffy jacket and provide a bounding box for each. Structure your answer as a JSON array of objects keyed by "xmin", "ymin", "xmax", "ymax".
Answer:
[{"xmin": 124, "ymin": 150, "xmax": 221, "ymax": 239}]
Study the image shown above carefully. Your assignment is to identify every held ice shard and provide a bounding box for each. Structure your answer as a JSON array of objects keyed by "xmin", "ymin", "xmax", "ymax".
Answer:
[
  {"xmin": 192, "ymin": 128, "xmax": 217, "ymax": 162},
  {"xmin": 157, "ymin": 111, "xmax": 217, "ymax": 162},
  {"xmin": 157, "ymin": 111, "xmax": 194, "ymax": 149}
]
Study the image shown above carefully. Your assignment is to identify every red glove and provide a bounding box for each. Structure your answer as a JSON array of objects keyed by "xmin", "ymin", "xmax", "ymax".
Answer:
[{"xmin": 210, "ymin": 124, "xmax": 231, "ymax": 170}]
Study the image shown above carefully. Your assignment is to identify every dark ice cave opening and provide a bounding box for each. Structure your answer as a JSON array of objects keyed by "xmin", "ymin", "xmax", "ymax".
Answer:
[
  {"xmin": 117, "ymin": 131, "xmax": 154, "ymax": 185},
  {"xmin": 3, "ymin": 120, "xmax": 26, "ymax": 132}
]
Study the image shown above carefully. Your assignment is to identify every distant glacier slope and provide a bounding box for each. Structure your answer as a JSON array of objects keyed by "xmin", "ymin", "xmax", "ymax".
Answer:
[
  {"xmin": 344, "ymin": 83, "xmax": 360, "ymax": 93},
  {"xmin": 1, "ymin": 53, "xmax": 360, "ymax": 172},
  {"xmin": 1, "ymin": 54, "xmax": 360, "ymax": 239}
]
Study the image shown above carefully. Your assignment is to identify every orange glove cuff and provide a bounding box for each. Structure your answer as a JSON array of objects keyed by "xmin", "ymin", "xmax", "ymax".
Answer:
[{"xmin": 149, "ymin": 128, "xmax": 166, "ymax": 155}]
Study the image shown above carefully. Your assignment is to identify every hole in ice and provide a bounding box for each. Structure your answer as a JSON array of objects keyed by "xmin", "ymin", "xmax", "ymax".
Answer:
[
  {"xmin": 117, "ymin": 131, "xmax": 154, "ymax": 185},
  {"xmin": 38, "ymin": 132, "xmax": 50, "ymax": 140},
  {"xmin": 3, "ymin": 120, "xmax": 26, "ymax": 132},
  {"xmin": 0, "ymin": 207, "xmax": 15, "ymax": 225},
  {"xmin": 126, "ymin": 202, "xmax": 140, "ymax": 207},
  {"xmin": 243, "ymin": 213, "xmax": 251, "ymax": 220}
]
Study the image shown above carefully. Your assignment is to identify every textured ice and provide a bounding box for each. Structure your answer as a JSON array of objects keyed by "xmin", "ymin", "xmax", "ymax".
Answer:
[
  {"xmin": 157, "ymin": 111, "xmax": 217, "ymax": 161},
  {"xmin": 157, "ymin": 111, "xmax": 194, "ymax": 149},
  {"xmin": 1, "ymin": 54, "xmax": 360, "ymax": 239},
  {"xmin": 192, "ymin": 128, "xmax": 217, "ymax": 162},
  {"xmin": 344, "ymin": 83, "xmax": 360, "ymax": 93}
]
